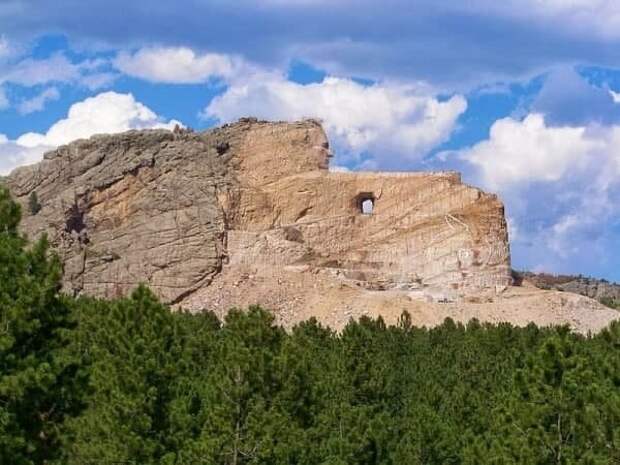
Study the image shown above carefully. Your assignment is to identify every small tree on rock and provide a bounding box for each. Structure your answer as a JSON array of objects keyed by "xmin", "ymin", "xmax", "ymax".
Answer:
[{"xmin": 28, "ymin": 191, "xmax": 41, "ymax": 216}]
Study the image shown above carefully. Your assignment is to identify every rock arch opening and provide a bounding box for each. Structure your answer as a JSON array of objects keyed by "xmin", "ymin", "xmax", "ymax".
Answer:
[{"xmin": 356, "ymin": 193, "xmax": 375, "ymax": 215}]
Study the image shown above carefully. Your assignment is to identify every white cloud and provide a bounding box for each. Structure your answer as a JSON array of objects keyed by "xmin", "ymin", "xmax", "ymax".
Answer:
[
  {"xmin": 114, "ymin": 47, "xmax": 243, "ymax": 84},
  {"xmin": 2, "ymin": 52, "xmax": 81, "ymax": 86},
  {"xmin": 0, "ymin": 52, "xmax": 116, "ymax": 112},
  {"xmin": 0, "ymin": 91, "xmax": 181, "ymax": 175},
  {"xmin": 0, "ymin": 49, "xmax": 118, "ymax": 111},
  {"xmin": 462, "ymin": 113, "xmax": 600, "ymax": 189},
  {"xmin": 204, "ymin": 75, "xmax": 466, "ymax": 166},
  {"xmin": 17, "ymin": 87, "xmax": 60, "ymax": 114},
  {"xmin": 0, "ymin": 138, "xmax": 50, "ymax": 175}
]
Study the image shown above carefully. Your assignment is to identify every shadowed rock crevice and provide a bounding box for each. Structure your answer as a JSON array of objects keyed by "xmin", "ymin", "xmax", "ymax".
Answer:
[{"xmin": 65, "ymin": 202, "xmax": 87, "ymax": 235}]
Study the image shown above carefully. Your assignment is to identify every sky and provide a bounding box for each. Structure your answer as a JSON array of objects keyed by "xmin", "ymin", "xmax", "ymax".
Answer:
[{"xmin": 1, "ymin": 0, "xmax": 619, "ymax": 281}]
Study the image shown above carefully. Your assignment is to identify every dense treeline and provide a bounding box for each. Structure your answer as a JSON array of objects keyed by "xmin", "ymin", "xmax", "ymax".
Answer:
[{"xmin": 1, "ymin": 186, "xmax": 619, "ymax": 465}]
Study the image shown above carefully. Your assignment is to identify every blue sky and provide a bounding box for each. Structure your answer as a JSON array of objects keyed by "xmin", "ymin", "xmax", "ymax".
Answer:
[{"xmin": 1, "ymin": 0, "xmax": 620, "ymax": 281}]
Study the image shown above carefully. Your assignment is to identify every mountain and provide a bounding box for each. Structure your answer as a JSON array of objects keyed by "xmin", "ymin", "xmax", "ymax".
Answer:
[{"xmin": 5, "ymin": 119, "xmax": 618, "ymax": 332}]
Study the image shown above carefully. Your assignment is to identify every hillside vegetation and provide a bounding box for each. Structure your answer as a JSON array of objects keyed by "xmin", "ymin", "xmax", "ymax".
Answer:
[{"xmin": 1, "ymin": 186, "xmax": 619, "ymax": 465}]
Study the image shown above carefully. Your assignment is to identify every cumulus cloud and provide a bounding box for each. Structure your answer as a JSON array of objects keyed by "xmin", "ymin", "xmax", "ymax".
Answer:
[
  {"xmin": 0, "ymin": 91, "xmax": 181, "ymax": 175},
  {"xmin": 463, "ymin": 113, "xmax": 598, "ymax": 189},
  {"xmin": 17, "ymin": 87, "xmax": 60, "ymax": 115},
  {"xmin": 0, "ymin": 136, "xmax": 51, "ymax": 175},
  {"xmin": 114, "ymin": 47, "xmax": 243, "ymax": 84},
  {"xmin": 204, "ymin": 75, "xmax": 466, "ymax": 167},
  {"xmin": 459, "ymin": 112, "xmax": 620, "ymax": 275}
]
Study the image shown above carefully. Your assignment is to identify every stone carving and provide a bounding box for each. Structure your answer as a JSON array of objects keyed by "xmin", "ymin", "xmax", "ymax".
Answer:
[
  {"xmin": 7, "ymin": 119, "xmax": 618, "ymax": 333},
  {"xmin": 7, "ymin": 119, "xmax": 511, "ymax": 302}
]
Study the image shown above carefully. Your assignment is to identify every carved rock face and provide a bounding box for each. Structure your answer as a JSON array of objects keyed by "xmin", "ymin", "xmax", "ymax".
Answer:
[{"xmin": 7, "ymin": 119, "xmax": 512, "ymax": 304}]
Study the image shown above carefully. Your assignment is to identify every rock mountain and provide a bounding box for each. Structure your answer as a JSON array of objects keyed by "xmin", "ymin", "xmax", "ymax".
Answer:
[
  {"xmin": 515, "ymin": 272, "xmax": 620, "ymax": 303},
  {"xmin": 6, "ymin": 119, "xmax": 619, "ymax": 333}
]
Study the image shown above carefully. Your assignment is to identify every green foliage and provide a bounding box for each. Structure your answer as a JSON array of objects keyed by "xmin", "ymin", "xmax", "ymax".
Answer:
[
  {"xmin": 60, "ymin": 309, "xmax": 618, "ymax": 465},
  {"xmin": 479, "ymin": 330, "xmax": 620, "ymax": 464},
  {"xmin": 27, "ymin": 192, "xmax": 41, "ymax": 216},
  {"xmin": 1, "ymin": 184, "xmax": 619, "ymax": 463},
  {"xmin": 0, "ymin": 186, "xmax": 21, "ymax": 234},
  {"xmin": 62, "ymin": 287, "xmax": 187, "ymax": 464},
  {"xmin": 0, "ymin": 187, "xmax": 83, "ymax": 465}
]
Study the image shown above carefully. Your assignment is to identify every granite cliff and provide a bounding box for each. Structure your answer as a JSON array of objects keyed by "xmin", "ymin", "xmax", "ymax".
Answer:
[{"xmin": 6, "ymin": 119, "xmax": 618, "ymax": 332}]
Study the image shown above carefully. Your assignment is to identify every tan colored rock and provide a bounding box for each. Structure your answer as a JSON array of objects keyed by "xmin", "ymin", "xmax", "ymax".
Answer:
[
  {"xmin": 7, "ymin": 118, "xmax": 618, "ymax": 332},
  {"xmin": 221, "ymin": 119, "xmax": 512, "ymax": 298},
  {"xmin": 228, "ymin": 169, "xmax": 511, "ymax": 295}
]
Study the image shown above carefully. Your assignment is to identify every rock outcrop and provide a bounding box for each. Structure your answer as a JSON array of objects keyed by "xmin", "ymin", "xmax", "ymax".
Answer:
[
  {"xmin": 8, "ymin": 128, "xmax": 231, "ymax": 303},
  {"xmin": 515, "ymin": 272, "xmax": 620, "ymax": 303},
  {"xmin": 6, "ymin": 119, "xmax": 618, "ymax": 333}
]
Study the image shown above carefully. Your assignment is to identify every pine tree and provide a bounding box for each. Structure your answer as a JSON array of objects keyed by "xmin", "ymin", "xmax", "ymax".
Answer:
[
  {"xmin": 183, "ymin": 307, "xmax": 287, "ymax": 464},
  {"xmin": 64, "ymin": 286, "xmax": 184, "ymax": 465},
  {"xmin": 490, "ymin": 329, "xmax": 616, "ymax": 464},
  {"xmin": 0, "ymin": 187, "xmax": 80, "ymax": 465}
]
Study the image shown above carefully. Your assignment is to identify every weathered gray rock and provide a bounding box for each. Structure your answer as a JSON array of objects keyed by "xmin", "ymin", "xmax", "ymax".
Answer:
[
  {"xmin": 516, "ymin": 272, "xmax": 620, "ymax": 302},
  {"xmin": 8, "ymin": 128, "xmax": 233, "ymax": 302},
  {"xmin": 558, "ymin": 280, "xmax": 620, "ymax": 301}
]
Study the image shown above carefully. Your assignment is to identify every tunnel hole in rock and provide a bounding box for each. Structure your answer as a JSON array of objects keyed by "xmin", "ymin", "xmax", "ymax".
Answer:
[{"xmin": 355, "ymin": 193, "xmax": 375, "ymax": 215}]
